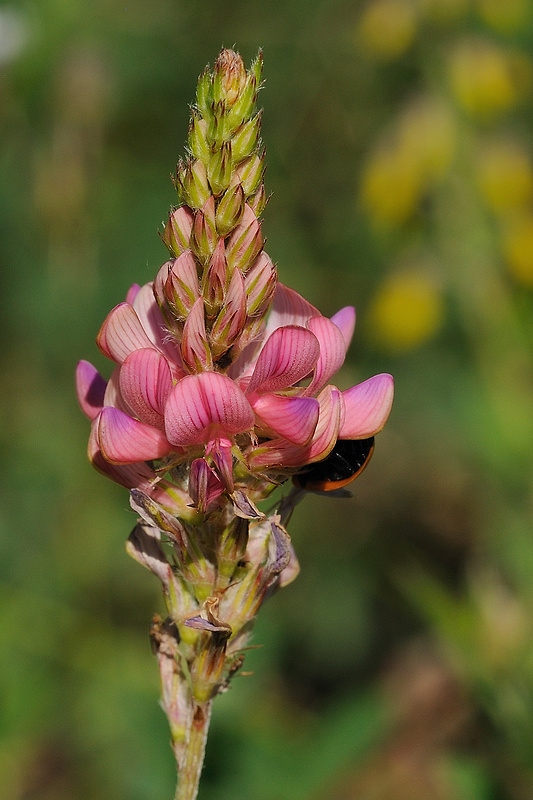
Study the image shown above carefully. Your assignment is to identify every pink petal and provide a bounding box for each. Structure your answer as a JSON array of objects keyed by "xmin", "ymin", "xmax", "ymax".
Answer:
[
  {"xmin": 180, "ymin": 297, "xmax": 213, "ymax": 372},
  {"xmin": 252, "ymin": 394, "xmax": 319, "ymax": 445},
  {"xmin": 97, "ymin": 302, "xmax": 155, "ymax": 363},
  {"xmin": 330, "ymin": 306, "xmax": 356, "ymax": 350},
  {"xmin": 76, "ymin": 360, "xmax": 107, "ymax": 420},
  {"xmin": 246, "ymin": 325, "xmax": 320, "ymax": 395},
  {"xmin": 119, "ymin": 348, "xmax": 173, "ymax": 430},
  {"xmin": 165, "ymin": 372, "xmax": 254, "ymax": 446},
  {"xmin": 132, "ymin": 283, "xmax": 183, "ymax": 365},
  {"xmin": 125, "ymin": 284, "xmax": 141, "ymax": 304},
  {"xmin": 103, "ymin": 366, "xmax": 131, "ymax": 414},
  {"xmin": 304, "ymin": 316, "xmax": 347, "ymax": 397},
  {"xmin": 249, "ymin": 385, "xmax": 343, "ymax": 468},
  {"xmin": 339, "ymin": 373, "xmax": 394, "ymax": 438},
  {"xmin": 98, "ymin": 407, "xmax": 173, "ymax": 463},
  {"xmin": 206, "ymin": 437, "xmax": 234, "ymax": 491},
  {"xmin": 88, "ymin": 421, "xmax": 190, "ymax": 513},
  {"xmin": 263, "ymin": 283, "xmax": 321, "ymax": 338}
]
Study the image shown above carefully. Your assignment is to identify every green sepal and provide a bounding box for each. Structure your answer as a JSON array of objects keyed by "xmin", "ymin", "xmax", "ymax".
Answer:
[
  {"xmin": 215, "ymin": 182, "xmax": 245, "ymax": 236},
  {"xmin": 207, "ymin": 141, "xmax": 232, "ymax": 196},
  {"xmin": 231, "ymin": 111, "xmax": 262, "ymax": 164}
]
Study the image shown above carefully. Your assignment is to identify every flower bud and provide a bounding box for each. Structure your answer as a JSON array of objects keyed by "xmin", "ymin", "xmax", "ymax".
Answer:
[
  {"xmin": 177, "ymin": 159, "xmax": 210, "ymax": 210},
  {"xmin": 181, "ymin": 297, "xmax": 213, "ymax": 372},
  {"xmin": 207, "ymin": 141, "xmax": 232, "ymax": 196},
  {"xmin": 201, "ymin": 238, "xmax": 227, "ymax": 317},
  {"xmin": 210, "ymin": 268, "xmax": 246, "ymax": 357},
  {"xmin": 247, "ymin": 183, "xmax": 268, "ymax": 218},
  {"xmin": 225, "ymin": 204, "xmax": 263, "ymax": 273},
  {"xmin": 188, "ymin": 113, "xmax": 211, "ymax": 163},
  {"xmin": 165, "ymin": 251, "xmax": 201, "ymax": 319},
  {"xmin": 213, "ymin": 49, "xmax": 247, "ymax": 108},
  {"xmin": 161, "ymin": 206, "xmax": 194, "ymax": 257},
  {"xmin": 190, "ymin": 197, "xmax": 217, "ymax": 264},
  {"xmin": 235, "ymin": 151, "xmax": 265, "ymax": 198},
  {"xmin": 195, "ymin": 67, "xmax": 212, "ymax": 120},
  {"xmin": 231, "ymin": 111, "xmax": 262, "ymax": 164},
  {"xmin": 244, "ymin": 251, "xmax": 277, "ymax": 316},
  {"xmin": 215, "ymin": 182, "xmax": 245, "ymax": 236}
]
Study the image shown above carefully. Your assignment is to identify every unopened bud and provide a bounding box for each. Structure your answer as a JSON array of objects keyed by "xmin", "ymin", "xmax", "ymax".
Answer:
[
  {"xmin": 235, "ymin": 152, "xmax": 265, "ymax": 198},
  {"xmin": 207, "ymin": 141, "xmax": 232, "ymax": 196},
  {"xmin": 213, "ymin": 49, "xmax": 247, "ymax": 108},
  {"xmin": 225, "ymin": 204, "xmax": 263, "ymax": 273},
  {"xmin": 210, "ymin": 268, "xmax": 246, "ymax": 357},
  {"xmin": 215, "ymin": 182, "xmax": 245, "ymax": 236},
  {"xmin": 161, "ymin": 206, "xmax": 194, "ymax": 257},
  {"xmin": 244, "ymin": 251, "xmax": 277, "ymax": 316},
  {"xmin": 190, "ymin": 197, "xmax": 217, "ymax": 264},
  {"xmin": 231, "ymin": 111, "xmax": 262, "ymax": 164},
  {"xmin": 201, "ymin": 238, "xmax": 227, "ymax": 317},
  {"xmin": 177, "ymin": 159, "xmax": 210, "ymax": 210},
  {"xmin": 188, "ymin": 113, "xmax": 211, "ymax": 163}
]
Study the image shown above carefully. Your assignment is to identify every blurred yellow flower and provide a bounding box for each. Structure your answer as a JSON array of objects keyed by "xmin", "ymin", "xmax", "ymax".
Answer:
[
  {"xmin": 357, "ymin": 0, "xmax": 417, "ymax": 61},
  {"xmin": 368, "ymin": 270, "xmax": 445, "ymax": 351},
  {"xmin": 448, "ymin": 39, "xmax": 518, "ymax": 118},
  {"xmin": 476, "ymin": 140, "xmax": 533, "ymax": 215},
  {"xmin": 476, "ymin": 0, "xmax": 530, "ymax": 34},
  {"xmin": 502, "ymin": 212, "xmax": 533, "ymax": 287},
  {"xmin": 360, "ymin": 97, "xmax": 455, "ymax": 226}
]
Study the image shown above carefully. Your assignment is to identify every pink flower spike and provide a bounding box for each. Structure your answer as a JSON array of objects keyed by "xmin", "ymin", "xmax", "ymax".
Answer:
[
  {"xmin": 304, "ymin": 315, "xmax": 347, "ymax": 397},
  {"xmin": 339, "ymin": 373, "xmax": 394, "ymax": 438},
  {"xmin": 330, "ymin": 306, "xmax": 356, "ymax": 350},
  {"xmin": 119, "ymin": 348, "xmax": 173, "ymax": 430},
  {"xmin": 98, "ymin": 406, "xmax": 174, "ymax": 463},
  {"xmin": 252, "ymin": 394, "xmax": 319, "ymax": 445},
  {"xmin": 97, "ymin": 302, "xmax": 155, "ymax": 363},
  {"xmin": 263, "ymin": 283, "xmax": 321, "ymax": 338},
  {"xmin": 165, "ymin": 372, "xmax": 254, "ymax": 447},
  {"xmin": 246, "ymin": 325, "xmax": 320, "ymax": 395},
  {"xmin": 76, "ymin": 360, "xmax": 107, "ymax": 420},
  {"xmin": 189, "ymin": 458, "xmax": 225, "ymax": 514},
  {"xmin": 181, "ymin": 297, "xmax": 213, "ymax": 372}
]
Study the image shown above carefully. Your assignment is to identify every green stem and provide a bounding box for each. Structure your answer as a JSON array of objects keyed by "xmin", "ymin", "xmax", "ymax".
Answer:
[{"xmin": 174, "ymin": 701, "xmax": 212, "ymax": 800}]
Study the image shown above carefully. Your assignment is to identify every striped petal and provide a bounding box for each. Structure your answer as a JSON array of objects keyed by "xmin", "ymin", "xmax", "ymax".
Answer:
[
  {"xmin": 76, "ymin": 360, "xmax": 106, "ymax": 420},
  {"xmin": 97, "ymin": 302, "xmax": 155, "ymax": 363},
  {"xmin": 249, "ymin": 385, "xmax": 343, "ymax": 468},
  {"xmin": 246, "ymin": 325, "xmax": 320, "ymax": 395},
  {"xmin": 304, "ymin": 315, "xmax": 347, "ymax": 396},
  {"xmin": 132, "ymin": 282, "xmax": 183, "ymax": 365},
  {"xmin": 330, "ymin": 306, "xmax": 356, "ymax": 350},
  {"xmin": 339, "ymin": 373, "xmax": 394, "ymax": 438},
  {"xmin": 263, "ymin": 283, "xmax": 321, "ymax": 338},
  {"xmin": 165, "ymin": 372, "xmax": 254, "ymax": 446},
  {"xmin": 98, "ymin": 407, "xmax": 173, "ymax": 463},
  {"xmin": 252, "ymin": 394, "xmax": 319, "ymax": 445},
  {"xmin": 119, "ymin": 348, "xmax": 173, "ymax": 430}
]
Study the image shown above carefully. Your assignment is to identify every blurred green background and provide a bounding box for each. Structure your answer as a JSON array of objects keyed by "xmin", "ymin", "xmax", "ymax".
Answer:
[{"xmin": 2, "ymin": 0, "xmax": 533, "ymax": 798}]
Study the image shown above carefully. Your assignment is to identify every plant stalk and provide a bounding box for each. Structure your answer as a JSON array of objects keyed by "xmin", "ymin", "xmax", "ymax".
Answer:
[{"xmin": 174, "ymin": 700, "xmax": 213, "ymax": 800}]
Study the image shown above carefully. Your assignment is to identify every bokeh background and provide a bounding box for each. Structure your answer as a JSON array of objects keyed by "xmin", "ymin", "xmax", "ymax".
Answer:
[{"xmin": 2, "ymin": 0, "xmax": 533, "ymax": 798}]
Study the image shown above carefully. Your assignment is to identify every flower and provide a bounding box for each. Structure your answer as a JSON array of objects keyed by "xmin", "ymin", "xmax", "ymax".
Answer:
[{"xmin": 77, "ymin": 276, "xmax": 393, "ymax": 513}]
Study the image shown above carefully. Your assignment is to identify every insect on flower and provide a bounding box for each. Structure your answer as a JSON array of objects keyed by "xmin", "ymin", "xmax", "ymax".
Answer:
[{"xmin": 292, "ymin": 437, "xmax": 375, "ymax": 492}]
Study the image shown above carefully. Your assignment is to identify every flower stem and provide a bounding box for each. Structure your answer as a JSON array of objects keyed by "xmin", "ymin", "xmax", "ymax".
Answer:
[{"xmin": 174, "ymin": 701, "xmax": 212, "ymax": 800}]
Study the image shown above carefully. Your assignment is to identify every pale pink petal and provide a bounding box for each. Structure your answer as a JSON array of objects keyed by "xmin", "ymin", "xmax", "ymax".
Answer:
[
  {"xmin": 97, "ymin": 302, "xmax": 155, "ymax": 363},
  {"xmin": 246, "ymin": 325, "xmax": 320, "ymax": 395},
  {"xmin": 249, "ymin": 385, "xmax": 343, "ymax": 468},
  {"xmin": 125, "ymin": 283, "xmax": 141, "ymax": 304},
  {"xmin": 180, "ymin": 297, "xmax": 213, "ymax": 372},
  {"xmin": 132, "ymin": 282, "xmax": 183, "ymax": 365},
  {"xmin": 98, "ymin": 407, "xmax": 173, "ymax": 463},
  {"xmin": 88, "ymin": 420, "xmax": 190, "ymax": 513},
  {"xmin": 330, "ymin": 306, "xmax": 356, "ymax": 350},
  {"xmin": 252, "ymin": 394, "xmax": 319, "ymax": 445},
  {"xmin": 103, "ymin": 366, "xmax": 131, "ymax": 414},
  {"xmin": 263, "ymin": 283, "xmax": 321, "ymax": 339},
  {"xmin": 205, "ymin": 437, "xmax": 234, "ymax": 492},
  {"xmin": 339, "ymin": 373, "xmax": 394, "ymax": 438},
  {"xmin": 304, "ymin": 316, "xmax": 347, "ymax": 396},
  {"xmin": 165, "ymin": 372, "xmax": 254, "ymax": 446},
  {"xmin": 76, "ymin": 360, "xmax": 106, "ymax": 420},
  {"xmin": 119, "ymin": 348, "xmax": 173, "ymax": 430}
]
